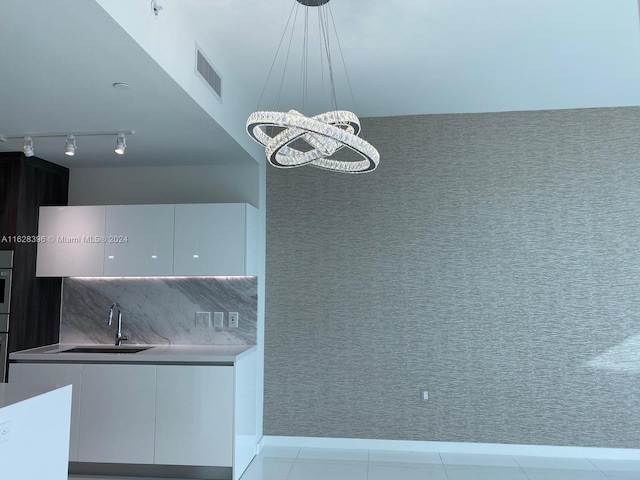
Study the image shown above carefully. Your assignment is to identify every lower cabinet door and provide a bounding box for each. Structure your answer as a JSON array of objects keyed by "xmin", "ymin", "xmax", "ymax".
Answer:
[
  {"xmin": 9, "ymin": 363, "xmax": 82, "ymax": 461},
  {"xmin": 155, "ymin": 365, "xmax": 234, "ymax": 466},
  {"xmin": 77, "ymin": 364, "xmax": 157, "ymax": 464}
]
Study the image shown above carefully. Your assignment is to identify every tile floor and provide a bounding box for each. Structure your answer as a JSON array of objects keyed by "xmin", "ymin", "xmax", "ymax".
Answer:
[{"xmin": 69, "ymin": 447, "xmax": 640, "ymax": 480}]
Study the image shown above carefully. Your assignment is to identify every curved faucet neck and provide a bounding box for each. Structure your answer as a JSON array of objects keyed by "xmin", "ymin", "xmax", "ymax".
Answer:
[{"xmin": 108, "ymin": 303, "xmax": 127, "ymax": 346}]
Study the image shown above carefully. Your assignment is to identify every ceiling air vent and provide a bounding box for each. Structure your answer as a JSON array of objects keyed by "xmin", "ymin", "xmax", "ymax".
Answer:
[{"xmin": 196, "ymin": 47, "xmax": 222, "ymax": 99}]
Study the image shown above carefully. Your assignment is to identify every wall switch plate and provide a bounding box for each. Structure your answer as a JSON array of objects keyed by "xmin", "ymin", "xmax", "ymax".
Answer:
[
  {"xmin": 195, "ymin": 312, "xmax": 212, "ymax": 328},
  {"xmin": 421, "ymin": 390, "xmax": 429, "ymax": 401},
  {"xmin": 213, "ymin": 312, "xmax": 224, "ymax": 328},
  {"xmin": 0, "ymin": 421, "xmax": 10, "ymax": 444},
  {"xmin": 229, "ymin": 312, "xmax": 239, "ymax": 328}
]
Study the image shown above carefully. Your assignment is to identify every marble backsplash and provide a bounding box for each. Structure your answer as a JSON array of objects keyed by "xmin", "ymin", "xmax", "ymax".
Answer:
[{"xmin": 60, "ymin": 277, "xmax": 257, "ymax": 346}]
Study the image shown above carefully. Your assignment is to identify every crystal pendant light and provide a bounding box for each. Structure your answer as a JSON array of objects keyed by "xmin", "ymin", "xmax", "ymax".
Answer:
[{"xmin": 246, "ymin": 0, "xmax": 379, "ymax": 173}]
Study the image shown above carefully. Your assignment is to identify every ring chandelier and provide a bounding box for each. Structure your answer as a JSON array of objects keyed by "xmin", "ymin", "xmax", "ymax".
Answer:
[
  {"xmin": 247, "ymin": 110, "xmax": 378, "ymax": 173},
  {"xmin": 246, "ymin": 0, "xmax": 379, "ymax": 174}
]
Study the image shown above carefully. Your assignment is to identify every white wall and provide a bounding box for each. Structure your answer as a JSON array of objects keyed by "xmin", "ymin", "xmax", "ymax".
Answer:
[
  {"xmin": 94, "ymin": 0, "xmax": 258, "ymax": 159},
  {"xmin": 255, "ymin": 151, "xmax": 266, "ymax": 440},
  {"xmin": 68, "ymin": 164, "xmax": 259, "ymax": 207}
]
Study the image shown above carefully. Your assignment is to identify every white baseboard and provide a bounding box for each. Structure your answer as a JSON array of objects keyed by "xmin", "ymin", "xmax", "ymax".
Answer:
[
  {"xmin": 256, "ymin": 436, "xmax": 265, "ymax": 455},
  {"xmin": 262, "ymin": 436, "xmax": 640, "ymax": 460}
]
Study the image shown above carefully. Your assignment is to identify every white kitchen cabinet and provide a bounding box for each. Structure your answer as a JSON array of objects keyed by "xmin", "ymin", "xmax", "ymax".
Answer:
[
  {"xmin": 8, "ymin": 363, "xmax": 82, "ymax": 461},
  {"xmin": 155, "ymin": 365, "xmax": 234, "ymax": 466},
  {"xmin": 36, "ymin": 203, "xmax": 257, "ymax": 277},
  {"xmin": 77, "ymin": 364, "xmax": 157, "ymax": 464},
  {"xmin": 36, "ymin": 206, "xmax": 106, "ymax": 277},
  {"xmin": 103, "ymin": 205, "xmax": 174, "ymax": 276},
  {"xmin": 173, "ymin": 203, "xmax": 258, "ymax": 276}
]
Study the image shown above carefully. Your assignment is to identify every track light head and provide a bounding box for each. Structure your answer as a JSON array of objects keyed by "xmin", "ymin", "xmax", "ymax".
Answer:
[
  {"xmin": 22, "ymin": 136, "xmax": 34, "ymax": 157},
  {"xmin": 115, "ymin": 133, "xmax": 126, "ymax": 155},
  {"xmin": 64, "ymin": 135, "xmax": 76, "ymax": 156}
]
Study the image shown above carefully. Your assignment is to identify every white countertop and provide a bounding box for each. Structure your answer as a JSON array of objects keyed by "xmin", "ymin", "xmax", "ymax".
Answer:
[
  {"xmin": 9, "ymin": 343, "xmax": 256, "ymax": 364},
  {"xmin": 0, "ymin": 383, "xmax": 66, "ymax": 408}
]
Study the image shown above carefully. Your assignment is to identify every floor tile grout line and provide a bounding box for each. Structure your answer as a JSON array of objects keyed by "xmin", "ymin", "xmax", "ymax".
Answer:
[
  {"xmin": 289, "ymin": 446, "xmax": 300, "ymax": 480},
  {"xmin": 512, "ymin": 454, "xmax": 535, "ymax": 480},
  {"xmin": 439, "ymin": 452, "xmax": 453, "ymax": 480},
  {"xmin": 366, "ymin": 449, "xmax": 370, "ymax": 480},
  {"xmin": 283, "ymin": 458, "xmax": 295, "ymax": 480},
  {"xmin": 587, "ymin": 457, "xmax": 612, "ymax": 480}
]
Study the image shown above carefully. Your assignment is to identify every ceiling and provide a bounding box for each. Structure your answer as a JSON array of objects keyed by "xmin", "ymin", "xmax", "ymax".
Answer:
[{"xmin": 2, "ymin": 0, "xmax": 640, "ymax": 169}]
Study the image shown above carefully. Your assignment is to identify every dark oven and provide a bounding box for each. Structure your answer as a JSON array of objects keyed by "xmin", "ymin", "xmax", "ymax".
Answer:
[{"xmin": 0, "ymin": 250, "xmax": 12, "ymax": 381}]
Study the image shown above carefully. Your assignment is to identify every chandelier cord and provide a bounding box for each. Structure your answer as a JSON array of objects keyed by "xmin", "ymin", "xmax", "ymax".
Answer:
[
  {"xmin": 317, "ymin": 8, "xmax": 327, "ymax": 107},
  {"xmin": 301, "ymin": 6, "xmax": 310, "ymax": 112},
  {"xmin": 318, "ymin": 4, "xmax": 338, "ymax": 113},
  {"xmin": 255, "ymin": 1, "xmax": 298, "ymax": 110},
  {"xmin": 277, "ymin": 5, "xmax": 301, "ymax": 110},
  {"xmin": 327, "ymin": 3, "xmax": 357, "ymax": 114},
  {"xmin": 256, "ymin": 0, "xmax": 355, "ymax": 116}
]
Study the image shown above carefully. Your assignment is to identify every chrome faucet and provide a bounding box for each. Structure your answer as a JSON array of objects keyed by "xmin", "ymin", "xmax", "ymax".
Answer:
[{"xmin": 108, "ymin": 302, "xmax": 128, "ymax": 346}]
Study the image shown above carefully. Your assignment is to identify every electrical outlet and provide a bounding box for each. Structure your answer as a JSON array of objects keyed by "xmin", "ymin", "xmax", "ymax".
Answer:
[
  {"xmin": 421, "ymin": 390, "xmax": 429, "ymax": 401},
  {"xmin": 213, "ymin": 312, "xmax": 224, "ymax": 328},
  {"xmin": 229, "ymin": 312, "xmax": 239, "ymax": 328},
  {"xmin": 195, "ymin": 312, "xmax": 212, "ymax": 328},
  {"xmin": 0, "ymin": 421, "xmax": 10, "ymax": 444}
]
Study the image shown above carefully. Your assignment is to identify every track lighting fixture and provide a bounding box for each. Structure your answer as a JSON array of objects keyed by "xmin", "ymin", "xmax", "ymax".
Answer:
[
  {"xmin": 64, "ymin": 135, "xmax": 76, "ymax": 156},
  {"xmin": 0, "ymin": 130, "xmax": 134, "ymax": 158},
  {"xmin": 22, "ymin": 136, "xmax": 34, "ymax": 157},
  {"xmin": 114, "ymin": 133, "xmax": 126, "ymax": 155}
]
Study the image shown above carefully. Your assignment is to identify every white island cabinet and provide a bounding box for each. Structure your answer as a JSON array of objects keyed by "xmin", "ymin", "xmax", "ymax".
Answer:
[
  {"xmin": 103, "ymin": 204, "xmax": 174, "ymax": 276},
  {"xmin": 0, "ymin": 384, "xmax": 72, "ymax": 480},
  {"xmin": 8, "ymin": 345, "xmax": 258, "ymax": 480},
  {"xmin": 36, "ymin": 205, "xmax": 106, "ymax": 277},
  {"xmin": 7, "ymin": 364, "xmax": 80, "ymax": 460}
]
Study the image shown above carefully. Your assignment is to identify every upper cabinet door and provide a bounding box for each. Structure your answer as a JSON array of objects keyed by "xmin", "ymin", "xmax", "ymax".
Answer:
[
  {"xmin": 173, "ymin": 204, "xmax": 258, "ymax": 276},
  {"xmin": 36, "ymin": 206, "xmax": 106, "ymax": 277},
  {"xmin": 104, "ymin": 205, "xmax": 174, "ymax": 276}
]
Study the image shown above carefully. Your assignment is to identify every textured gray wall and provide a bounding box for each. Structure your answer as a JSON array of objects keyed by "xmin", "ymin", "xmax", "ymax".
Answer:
[{"xmin": 264, "ymin": 107, "xmax": 640, "ymax": 448}]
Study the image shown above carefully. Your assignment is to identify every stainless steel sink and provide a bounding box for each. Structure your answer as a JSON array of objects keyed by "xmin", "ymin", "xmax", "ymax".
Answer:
[{"xmin": 57, "ymin": 346, "xmax": 151, "ymax": 354}]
